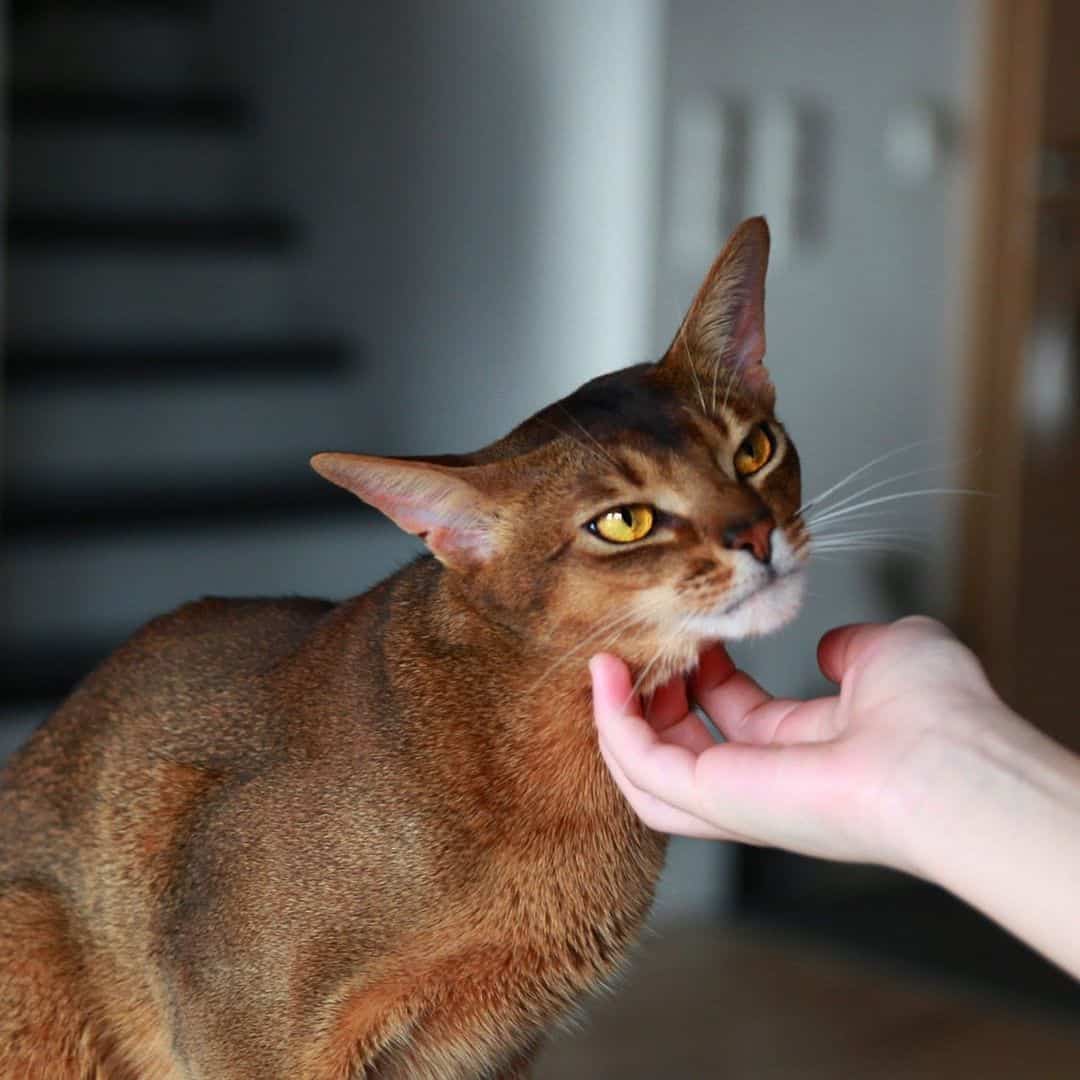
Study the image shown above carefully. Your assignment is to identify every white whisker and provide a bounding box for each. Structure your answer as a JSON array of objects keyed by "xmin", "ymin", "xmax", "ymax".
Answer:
[
  {"xmin": 805, "ymin": 460, "xmax": 971, "ymax": 524},
  {"xmin": 796, "ymin": 437, "xmax": 946, "ymax": 518},
  {"xmin": 527, "ymin": 593, "xmax": 676, "ymax": 697},
  {"xmin": 556, "ymin": 405, "xmax": 620, "ymax": 468},
  {"xmin": 811, "ymin": 541, "xmax": 927, "ymax": 556},
  {"xmin": 678, "ymin": 323, "xmax": 709, "ymax": 415},
  {"xmin": 809, "ymin": 527, "xmax": 929, "ymax": 546},
  {"xmin": 539, "ymin": 417, "xmax": 609, "ymax": 470},
  {"xmin": 628, "ymin": 650, "xmax": 666, "ymax": 707},
  {"xmin": 721, "ymin": 361, "xmax": 743, "ymax": 413},
  {"xmin": 807, "ymin": 488, "xmax": 988, "ymax": 529},
  {"xmin": 526, "ymin": 607, "xmax": 644, "ymax": 695}
]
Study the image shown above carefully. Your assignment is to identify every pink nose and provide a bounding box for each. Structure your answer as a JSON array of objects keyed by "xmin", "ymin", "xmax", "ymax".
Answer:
[{"xmin": 723, "ymin": 514, "xmax": 774, "ymax": 564}]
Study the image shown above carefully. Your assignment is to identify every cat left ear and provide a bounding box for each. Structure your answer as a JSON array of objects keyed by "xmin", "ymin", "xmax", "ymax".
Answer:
[
  {"xmin": 663, "ymin": 216, "xmax": 773, "ymax": 404},
  {"xmin": 310, "ymin": 452, "xmax": 501, "ymax": 571}
]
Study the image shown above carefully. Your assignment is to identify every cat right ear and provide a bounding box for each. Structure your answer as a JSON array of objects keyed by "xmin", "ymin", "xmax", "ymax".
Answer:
[
  {"xmin": 662, "ymin": 216, "xmax": 774, "ymax": 405},
  {"xmin": 310, "ymin": 452, "xmax": 501, "ymax": 571}
]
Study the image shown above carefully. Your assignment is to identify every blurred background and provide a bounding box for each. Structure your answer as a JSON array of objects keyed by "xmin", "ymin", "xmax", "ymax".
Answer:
[{"xmin": 2, "ymin": 0, "xmax": 1078, "ymax": 1074}]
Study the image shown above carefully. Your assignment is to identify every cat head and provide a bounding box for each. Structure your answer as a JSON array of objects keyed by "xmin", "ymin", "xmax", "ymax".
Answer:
[{"xmin": 313, "ymin": 217, "xmax": 807, "ymax": 682}]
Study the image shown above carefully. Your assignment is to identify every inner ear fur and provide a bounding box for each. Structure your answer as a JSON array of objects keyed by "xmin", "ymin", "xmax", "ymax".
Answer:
[
  {"xmin": 663, "ymin": 216, "xmax": 774, "ymax": 403},
  {"xmin": 310, "ymin": 452, "xmax": 502, "ymax": 570}
]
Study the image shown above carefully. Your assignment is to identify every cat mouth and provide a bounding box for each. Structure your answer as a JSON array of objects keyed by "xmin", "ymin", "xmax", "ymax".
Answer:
[
  {"xmin": 719, "ymin": 566, "xmax": 787, "ymax": 615},
  {"xmin": 685, "ymin": 568, "xmax": 806, "ymax": 641}
]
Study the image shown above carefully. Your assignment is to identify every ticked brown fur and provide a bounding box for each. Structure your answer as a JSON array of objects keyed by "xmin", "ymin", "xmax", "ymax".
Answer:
[{"xmin": 0, "ymin": 219, "xmax": 805, "ymax": 1078}]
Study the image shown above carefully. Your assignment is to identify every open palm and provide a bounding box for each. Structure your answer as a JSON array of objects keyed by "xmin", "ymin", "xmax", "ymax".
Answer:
[{"xmin": 591, "ymin": 617, "xmax": 1000, "ymax": 871}]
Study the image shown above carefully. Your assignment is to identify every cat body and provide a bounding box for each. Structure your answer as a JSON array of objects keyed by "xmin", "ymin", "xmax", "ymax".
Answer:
[{"xmin": 0, "ymin": 219, "xmax": 806, "ymax": 1078}]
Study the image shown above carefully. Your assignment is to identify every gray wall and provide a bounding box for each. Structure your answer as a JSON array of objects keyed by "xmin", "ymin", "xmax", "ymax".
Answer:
[{"xmin": 222, "ymin": 0, "xmax": 666, "ymax": 457}]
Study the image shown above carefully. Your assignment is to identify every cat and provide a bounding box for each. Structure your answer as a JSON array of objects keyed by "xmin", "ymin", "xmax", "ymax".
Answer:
[{"xmin": 0, "ymin": 216, "xmax": 806, "ymax": 1079}]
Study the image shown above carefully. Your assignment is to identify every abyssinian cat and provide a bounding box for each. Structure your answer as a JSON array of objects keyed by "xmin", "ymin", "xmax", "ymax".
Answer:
[{"xmin": 0, "ymin": 217, "xmax": 806, "ymax": 1078}]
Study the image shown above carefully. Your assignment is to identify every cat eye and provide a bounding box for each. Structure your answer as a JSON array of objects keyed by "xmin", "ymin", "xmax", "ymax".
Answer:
[
  {"xmin": 588, "ymin": 505, "xmax": 656, "ymax": 544},
  {"xmin": 734, "ymin": 423, "xmax": 774, "ymax": 477}
]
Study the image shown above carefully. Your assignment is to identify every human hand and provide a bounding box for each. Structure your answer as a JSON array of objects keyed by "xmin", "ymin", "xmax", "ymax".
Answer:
[{"xmin": 590, "ymin": 616, "xmax": 1010, "ymax": 873}]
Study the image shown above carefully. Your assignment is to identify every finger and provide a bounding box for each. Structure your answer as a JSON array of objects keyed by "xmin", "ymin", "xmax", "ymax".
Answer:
[
  {"xmin": 693, "ymin": 668, "xmax": 774, "ymax": 744},
  {"xmin": 647, "ymin": 671, "xmax": 690, "ymax": 731},
  {"xmin": 690, "ymin": 644, "xmax": 738, "ymax": 696},
  {"xmin": 588, "ymin": 655, "xmax": 714, "ymax": 752},
  {"xmin": 817, "ymin": 622, "xmax": 890, "ymax": 683},
  {"xmin": 598, "ymin": 738, "xmax": 737, "ymax": 839},
  {"xmin": 692, "ymin": 740, "xmax": 838, "ymax": 850},
  {"xmin": 591, "ymin": 656, "xmax": 701, "ymax": 813},
  {"xmin": 589, "ymin": 652, "xmax": 640, "ymax": 719},
  {"xmin": 653, "ymin": 710, "xmax": 718, "ymax": 755},
  {"xmin": 728, "ymin": 695, "xmax": 844, "ymax": 746}
]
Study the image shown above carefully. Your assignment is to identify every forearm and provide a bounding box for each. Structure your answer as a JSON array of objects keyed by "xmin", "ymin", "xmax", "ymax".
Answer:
[{"xmin": 898, "ymin": 707, "xmax": 1080, "ymax": 979}]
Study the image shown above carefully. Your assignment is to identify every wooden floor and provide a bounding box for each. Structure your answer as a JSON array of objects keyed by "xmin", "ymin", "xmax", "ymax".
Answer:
[{"xmin": 535, "ymin": 924, "xmax": 1080, "ymax": 1079}]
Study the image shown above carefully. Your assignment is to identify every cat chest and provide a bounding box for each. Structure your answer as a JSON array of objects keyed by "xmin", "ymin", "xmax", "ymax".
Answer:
[
  {"xmin": 459, "ymin": 821, "xmax": 668, "ymax": 1003},
  {"xmin": 317, "ymin": 825, "xmax": 666, "ymax": 1077}
]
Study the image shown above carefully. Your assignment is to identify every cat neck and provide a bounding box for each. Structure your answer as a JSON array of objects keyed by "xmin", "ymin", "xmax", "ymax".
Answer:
[{"xmin": 379, "ymin": 556, "xmax": 635, "ymax": 826}]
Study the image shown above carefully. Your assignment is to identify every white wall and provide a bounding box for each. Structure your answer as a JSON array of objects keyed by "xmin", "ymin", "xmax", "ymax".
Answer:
[{"xmin": 225, "ymin": 0, "xmax": 665, "ymax": 456}]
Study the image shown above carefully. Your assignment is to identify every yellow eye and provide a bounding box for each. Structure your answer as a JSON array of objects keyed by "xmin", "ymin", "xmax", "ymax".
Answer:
[
  {"xmin": 589, "ymin": 505, "xmax": 655, "ymax": 544},
  {"xmin": 734, "ymin": 423, "xmax": 774, "ymax": 477}
]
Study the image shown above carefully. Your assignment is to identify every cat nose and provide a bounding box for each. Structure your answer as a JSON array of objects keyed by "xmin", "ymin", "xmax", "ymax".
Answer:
[{"xmin": 722, "ymin": 512, "xmax": 774, "ymax": 564}]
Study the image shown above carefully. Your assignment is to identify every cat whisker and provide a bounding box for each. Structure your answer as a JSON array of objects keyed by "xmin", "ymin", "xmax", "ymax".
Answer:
[
  {"xmin": 810, "ymin": 525, "xmax": 926, "ymax": 537},
  {"xmin": 628, "ymin": 650, "xmax": 666, "ymax": 708},
  {"xmin": 795, "ymin": 437, "xmax": 948, "ymax": 519},
  {"xmin": 802, "ymin": 457, "xmax": 979, "ymax": 526},
  {"xmin": 809, "ymin": 527, "xmax": 929, "ymax": 546},
  {"xmin": 809, "ymin": 521, "xmax": 924, "ymax": 536},
  {"xmin": 628, "ymin": 613, "xmax": 700, "ymax": 707},
  {"xmin": 811, "ymin": 541, "xmax": 928, "ymax": 556},
  {"xmin": 809, "ymin": 524, "xmax": 933, "ymax": 552},
  {"xmin": 530, "ymin": 608, "xmax": 641, "ymax": 677},
  {"xmin": 539, "ymin": 417, "xmax": 593, "ymax": 463},
  {"xmin": 806, "ymin": 487, "xmax": 989, "ymax": 530},
  {"xmin": 803, "ymin": 508, "xmax": 911, "ymax": 534},
  {"xmin": 539, "ymin": 416, "xmax": 611, "ymax": 472},
  {"xmin": 678, "ymin": 323, "xmax": 710, "ymax": 416},
  {"xmin": 554, "ymin": 406, "xmax": 621, "ymax": 469},
  {"xmin": 720, "ymin": 360, "xmax": 743, "ymax": 414},
  {"xmin": 811, "ymin": 551, "xmax": 925, "ymax": 567},
  {"xmin": 526, "ymin": 599, "xmax": 670, "ymax": 696}
]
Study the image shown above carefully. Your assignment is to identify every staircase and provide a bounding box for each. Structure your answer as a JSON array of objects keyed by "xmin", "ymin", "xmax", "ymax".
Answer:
[{"xmin": 2, "ymin": 1, "xmax": 410, "ymax": 757}]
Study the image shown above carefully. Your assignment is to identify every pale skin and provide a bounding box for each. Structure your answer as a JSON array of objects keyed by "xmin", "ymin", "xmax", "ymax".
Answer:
[{"xmin": 590, "ymin": 616, "xmax": 1080, "ymax": 979}]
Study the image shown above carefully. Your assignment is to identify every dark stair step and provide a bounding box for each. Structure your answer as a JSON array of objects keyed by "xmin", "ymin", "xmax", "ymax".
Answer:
[
  {"xmin": 10, "ymin": 88, "xmax": 250, "ymax": 131},
  {"xmin": 12, "ymin": 0, "xmax": 210, "ymax": 20},
  {"xmin": 0, "ymin": 643, "xmax": 124, "ymax": 705},
  {"xmin": 3, "ymin": 475, "xmax": 370, "ymax": 537},
  {"xmin": 6, "ymin": 210, "xmax": 295, "ymax": 251},
  {"xmin": 5, "ymin": 339, "xmax": 354, "ymax": 386}
]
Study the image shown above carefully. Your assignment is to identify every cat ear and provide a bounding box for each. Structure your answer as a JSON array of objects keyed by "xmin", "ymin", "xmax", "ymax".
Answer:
[
  {"xmin": 663, "ymin": 216, "xmax": 773, "ymax": 402},
  {"xmin": 310, "ymin": 452, "xmax": 500, "ymax": 571}
]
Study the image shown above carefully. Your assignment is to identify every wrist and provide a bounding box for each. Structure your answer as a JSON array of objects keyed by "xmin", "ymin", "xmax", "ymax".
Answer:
[
  {"xmin": 890, "ymin": 702, "xmax": 1057, "ymax": 877},
  {"xmin": 886, "ymin": 703, "xmax": 1080, "ymax": 975}
]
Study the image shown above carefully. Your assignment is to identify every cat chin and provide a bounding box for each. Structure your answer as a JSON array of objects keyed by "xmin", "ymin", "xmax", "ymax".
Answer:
[{"xmin": 683, "ymin": 570, "xmax": 806, "ymax": 642}]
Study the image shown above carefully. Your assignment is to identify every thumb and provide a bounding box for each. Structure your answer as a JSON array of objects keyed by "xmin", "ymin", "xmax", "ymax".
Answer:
[
  {"xmin": 589, "ymin": 653, "xmax": 639, "ymax": 725},
  {"xmin": 816, "ymin": 622, "xmax": 891, "ymax": 684}
]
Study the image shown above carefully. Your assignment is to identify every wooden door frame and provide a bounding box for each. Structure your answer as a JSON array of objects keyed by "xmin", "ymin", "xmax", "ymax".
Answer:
[{"xmin": 954, "ymin": 0, "xmax": 1050, "ymax": 703}]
